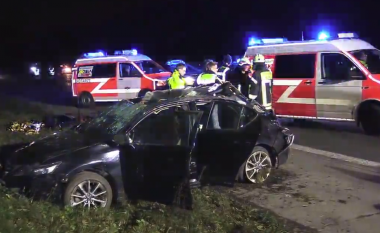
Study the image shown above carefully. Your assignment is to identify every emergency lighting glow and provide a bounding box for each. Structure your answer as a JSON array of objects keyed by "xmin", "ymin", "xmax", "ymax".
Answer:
[
  {"xmin": 84, "ymin": 52, "xmax": 105, "ymax": 58},
  {"xmin": 248, "ymin": 37, "xmax": 261, "ymax": 46},
  {"xmin": 318, "ymin": 31, "xmax": 329, "ymax": 40}
]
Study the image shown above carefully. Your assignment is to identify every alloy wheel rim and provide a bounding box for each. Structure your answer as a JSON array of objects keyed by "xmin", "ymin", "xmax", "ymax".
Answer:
[
  {"xmin": 70, "ymin": 180, "xmax": 108, "ymax": 209},
  {"xmin": 245, "ymin": 151, "xmax": 271, "ymax": 183}
]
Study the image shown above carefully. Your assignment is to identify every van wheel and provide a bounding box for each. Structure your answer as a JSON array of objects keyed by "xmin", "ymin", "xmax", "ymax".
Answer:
[
  {"xmin": 63, "ymin": 172, "xmax": 113, "ymax": 209},
  {"xmin": 138, "ymin": 89, "xmax": 151, "ymax": 98},
  {"xmin": 236, "ymin": 146, "xmax": 273, "ymax": 184},
  {"xmin": 359, "ymin": 103, "xmax": 380, "ymax": 135},
  {"xmin": 78, "ymin": 92, "xmax": 94, "ymax": 108}
]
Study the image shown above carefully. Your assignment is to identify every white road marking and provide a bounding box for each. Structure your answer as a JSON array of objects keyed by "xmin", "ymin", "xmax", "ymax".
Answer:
[{"xmin": 292, "ymin": 144, "xmax": 380, "ymax": 168}]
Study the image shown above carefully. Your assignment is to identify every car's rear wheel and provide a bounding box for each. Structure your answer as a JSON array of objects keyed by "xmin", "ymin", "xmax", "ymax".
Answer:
[
  {"xmin": 63, "ymin": 172, "xmax": 113, "ymax": 209},
  {"xmin": 77, "ymin": 91, "xmax": 94, "ymax": 108},
  {"xmin": 237, "ymin": 146, "xmax": 272, "ymax": 184}
]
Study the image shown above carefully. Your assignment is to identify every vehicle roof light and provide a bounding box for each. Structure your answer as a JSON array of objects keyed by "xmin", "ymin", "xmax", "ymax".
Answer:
[
  {"xmin": 338, "ymin": 32, "xmax": 358, "ymax": 39},
  {"xmin": 83, "ymin": 51, "xmax": 105, "ymax": 58},
  {"xmin": 318, "ymin": 31, "xmax": 329, "ymax": 40},
  {"xmin": 261, "ymin": 38, "xmax": 287, "ymax": 44},
  {"xmin": 248, "ymin": 37, "xmax": 262, "ymax": 46},
  {"xmin": 115, "ymin": 49, "xmax": 138, "ymax": 55}
]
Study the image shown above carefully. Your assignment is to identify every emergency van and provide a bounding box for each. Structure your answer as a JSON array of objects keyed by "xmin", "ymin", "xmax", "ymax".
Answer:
[
  {"xmin": 245, "ymin": 33, "xmax": 380, "ymax": 135},
  {"xmin": 71, "ymin": 50, "xmax": 170, "ymax": 107}
]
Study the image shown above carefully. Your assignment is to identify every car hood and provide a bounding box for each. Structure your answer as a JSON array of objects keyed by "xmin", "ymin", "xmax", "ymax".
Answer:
[{"xmin": 10, "ymin": 131, "xmax": 99, "ymax": 165}]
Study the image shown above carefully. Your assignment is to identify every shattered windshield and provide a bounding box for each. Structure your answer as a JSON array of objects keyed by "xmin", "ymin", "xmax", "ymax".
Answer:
[{"xmin": 81, "ymin": 101, "xmax": 147, "ymax": 136}]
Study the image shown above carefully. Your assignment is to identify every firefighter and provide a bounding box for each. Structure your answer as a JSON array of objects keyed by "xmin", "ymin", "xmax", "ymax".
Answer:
[
  {"xmin": 196, "ymin": 61, "xmax": 221, "ymax": 85},
  {"xmin": 167, "ymin": 63, "xmax": 187, "ymax": 89},
  {"xmin": 217, "ymin": 54, "xmax": 232, "ymax": 81},
  {"xmin": 238, "ymin": 58, "xmax": 256, "ymax": 99},
  {"xmin": 251, "ymin": 54, "xmax": 273, "ymax": 110}
]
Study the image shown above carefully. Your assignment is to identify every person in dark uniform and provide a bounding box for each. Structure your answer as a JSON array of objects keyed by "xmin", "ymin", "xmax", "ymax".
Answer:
[{"xmin": 250, "ymin": 54, "xmax": 273, "ymax": 110}]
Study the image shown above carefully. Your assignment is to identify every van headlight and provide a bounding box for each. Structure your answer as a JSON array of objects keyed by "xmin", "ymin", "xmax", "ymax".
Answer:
[{"xmin": 33, "ymin": 162, "xmax": 61, "ymax": 175}]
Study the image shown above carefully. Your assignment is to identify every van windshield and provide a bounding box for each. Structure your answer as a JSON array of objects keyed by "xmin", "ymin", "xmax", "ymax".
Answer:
[
  {"xmin": 349, "ymin": 49, "xmax": 380, "ymax": 74},
  {"xmin": 134, "ymin": 61, "xmax": 168, "ymax": 74}
]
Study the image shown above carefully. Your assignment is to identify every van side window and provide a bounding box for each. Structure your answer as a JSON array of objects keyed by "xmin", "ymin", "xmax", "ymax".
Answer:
[
  {"xmin": 274, "ymin": 54, "xmax": 315, "ymax": 78},
  {"xmin": 119, "ymin": 63, "xmax": 141, "ymax": 77},
  {"xmin": 78, "ymin": 63, "xmax": 116, "ymax": 78},
  {"xmin": 321, "ymin": 53, "xmax": 365, "ymax": 80}
]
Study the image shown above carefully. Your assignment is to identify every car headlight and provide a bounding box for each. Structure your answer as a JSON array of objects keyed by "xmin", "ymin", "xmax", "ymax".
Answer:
[{"xmin": 33, "ymin": 162, "xmax": 61, "ymax": 175}]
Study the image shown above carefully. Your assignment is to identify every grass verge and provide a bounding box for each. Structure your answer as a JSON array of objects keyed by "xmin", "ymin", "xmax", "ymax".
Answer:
[{"xmin": 0, "ymin": 96, "xmax": 290, "ymax": 233}]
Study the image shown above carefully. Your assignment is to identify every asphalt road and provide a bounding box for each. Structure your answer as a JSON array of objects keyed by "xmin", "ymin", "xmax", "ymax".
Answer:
[{"xmin": 1, "ymin": 76, "xmax": 378, "ymax": 163}]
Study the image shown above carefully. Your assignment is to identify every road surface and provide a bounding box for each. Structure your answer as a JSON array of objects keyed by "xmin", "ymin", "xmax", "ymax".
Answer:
[
  {"xmin": 0, "ymin": 77, "xmax": 379, "ymax": 163},
  {"xmin": 228, "ymin": 149, "xmax": 380, "ymax": 233}
]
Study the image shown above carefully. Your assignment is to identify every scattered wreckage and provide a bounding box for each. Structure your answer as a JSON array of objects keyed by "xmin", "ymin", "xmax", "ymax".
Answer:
[{"xmin": 0, "ymin": 83, "xmax": 294, "ymax": 209}]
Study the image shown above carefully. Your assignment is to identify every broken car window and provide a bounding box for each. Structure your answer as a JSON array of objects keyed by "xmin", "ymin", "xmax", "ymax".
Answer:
[
  {"xmin": 132, "ymin": 106, "xmax": 192, "ymax": 146},
  {"xmin": 81, "ymin": 101, "xmax": 147, "ymax": 136},
  {"xmin": 239, "ymin": 107, "xmax": 258, "ymax": 128},
  {"xmin": 207, "ymin": 102, "xmax": 242, "ymax": 130}
]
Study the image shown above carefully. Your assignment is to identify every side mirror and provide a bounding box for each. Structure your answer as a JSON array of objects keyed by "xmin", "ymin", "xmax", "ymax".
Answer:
[{"xmin": 113, "ymin": 133, "xmax": 133, "ymax": 146}]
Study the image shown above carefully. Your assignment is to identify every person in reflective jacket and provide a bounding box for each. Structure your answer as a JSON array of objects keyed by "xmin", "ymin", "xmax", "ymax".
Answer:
[
  {"xmin": 167, "ymin": 63, "xmax": 187, "ymax": 89},
  {"xmin": 197, "ymin": 61, "xmax": 221, "ymax": 85},
  {"xmin": 238, "ymin": 58, "xmax": 256, "ymax": 99},
  {"xmin": 251, "ymin": 54, "xmax": 273, "ymax": 110},
  {"xmin": 217, "ymin": 54, "xmax": 232, "ymax": 81}
]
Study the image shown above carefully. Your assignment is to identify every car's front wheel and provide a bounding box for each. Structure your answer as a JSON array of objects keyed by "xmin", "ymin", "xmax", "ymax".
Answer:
[
  {"xmin": 237, "ymin": 146, "xmax": 273, "ymax": 184},
  {"xmin": 63, "ymin": 171, "xmax": 113, "ymax": 209}
]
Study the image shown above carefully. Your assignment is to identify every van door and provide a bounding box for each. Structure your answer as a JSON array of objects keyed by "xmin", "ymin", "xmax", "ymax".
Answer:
[
  {"xmin": 316, "ymin": 52, "xmax": 365, "ymax": 120},
  {"xmin": 118, "ymin": 63, "xmax": 142, "ymax": 99},
  {"xmin": 272, "ymin": 54, "xmax": 317, "ymax": 118}
]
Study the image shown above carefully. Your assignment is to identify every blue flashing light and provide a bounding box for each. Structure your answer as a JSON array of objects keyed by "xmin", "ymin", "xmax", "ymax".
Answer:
[
  {"xmin": 318, "ymin": 31, "xmax": 329, "ymax": 40},
  {"xmin": 166, "ymin": 59, "xmax": 186, "ymax": 66},
  {"xmin": 248, "ymin": 37, "xmax": 262, "ymax": 46},
  {"xmin": 84, "ymin": 51, "xmax": 105, "ymax": 58}
]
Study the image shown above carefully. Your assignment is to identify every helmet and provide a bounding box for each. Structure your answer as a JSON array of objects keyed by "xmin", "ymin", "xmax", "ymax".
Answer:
[
  {"xmin": 254, "ymin": 54, "xmax": 265, "ymax": 63},
  {"xmin": 222, "ymin": 54, "xmax": 232, "ymax": 65},
  {"xmin": 238, "ymin": 57, "xmax": 251, "ymax": 66}
]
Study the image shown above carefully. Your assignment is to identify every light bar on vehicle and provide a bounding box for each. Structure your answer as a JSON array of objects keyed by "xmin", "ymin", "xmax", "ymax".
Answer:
[
  {"xmin": 338, "ymin": 32, "xmax": 358, "ymax": 39},
  {"xmin": 318, "ymin": 31, "xmax": 329, "ymax": 40},
  {"xmin": 166, "ymin": 59, "xmax": 186, "ymax": 66},
  {"xmin": 261, "ymin": 38, "xmax": 287, "ymax": 44},
  {"xmin": 114, "ymin": 49, "xmax": 138, "ymax": 55},
  {"xmin": 83, "ymin": 51, "xmax": 106, "ymax": 58}
]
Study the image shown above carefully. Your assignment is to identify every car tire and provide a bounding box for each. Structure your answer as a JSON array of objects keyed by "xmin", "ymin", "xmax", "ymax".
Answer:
[
  {"xmin": 138, "ymin": 89, "xmax": 151, "ymax": 98},
  {"xmin": 77, "ymin": 92, "xmax": 94, "ymax": 108},
  {"xmin": 63, "ymin": 171, "xmax": 113, "ymax": 209},
  {"xmin": 359, "ymin": 103, "xmax": 380, "ymax": 136},
  {"xmin": 236, "ymin": 146, "xmax": 273, "ymax": 184}
]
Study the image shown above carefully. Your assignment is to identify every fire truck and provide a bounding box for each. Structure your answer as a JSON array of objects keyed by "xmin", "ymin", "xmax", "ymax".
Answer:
[
  {"xmin": 245, "ymin": 32, "xmax": 380, "ymax": 135},
  {"xmin": 71, "ymin": 50, "xmax": 170, "ymax": 107}
]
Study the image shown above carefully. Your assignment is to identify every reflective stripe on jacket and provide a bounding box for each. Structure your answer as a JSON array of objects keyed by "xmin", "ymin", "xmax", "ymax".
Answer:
[{"xmin": 197, "ymin": 72, "xmax": 216, "ymax": 85}]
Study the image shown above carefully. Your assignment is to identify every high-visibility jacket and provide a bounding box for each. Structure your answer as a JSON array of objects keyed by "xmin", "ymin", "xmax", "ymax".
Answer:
[
  {"xmin": 197, "ymin": 71, "xmax": 217, "ymax": 85},
  {"xmin": 250, "ymin": 65, "xmax": 273, "ymax": 110},
  {"xmin": 217, "ymin": 66, "xmax": 230, "ymax": 82},
  {"xmin": 360, "ymin": 60, "xmax": 368, "ymax": 69},
  {"xmin": 167, "ymin": 70, "xmax": 186, "ymax": 89}
]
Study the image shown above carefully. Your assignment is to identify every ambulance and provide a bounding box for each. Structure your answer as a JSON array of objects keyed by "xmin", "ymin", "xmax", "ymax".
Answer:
[
  {"xmin": 245, "ymin": 33, "xmax": 380, "ymax": 135},
  {"xmin": 71, "ymin": 50, "xmax": 170, "ymax": 107}
]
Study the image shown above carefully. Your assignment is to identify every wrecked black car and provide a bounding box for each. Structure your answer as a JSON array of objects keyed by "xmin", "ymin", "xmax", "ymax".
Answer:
[{"xmin": 0, "ymin": 82, "xmax": 294, "ymax": 209}]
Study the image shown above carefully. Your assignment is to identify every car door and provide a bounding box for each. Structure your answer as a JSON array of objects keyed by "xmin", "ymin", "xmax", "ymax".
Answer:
[
  {"xmin": 316, "ymin": 52, "xmax": 365, "ymax": 120},
  {"xmin": 194, "ymin": 101, "xmax": 244, "ymax": 179},
  {"xmin": 119, "ymin": 105, "xmax": 202, "ymax": 203},
  {"xmin": 118, "ymin": 63, "xmax": 142, "ymax": 99},
  {"xmin": 272, "ymin": 54, "xmax": 317, "ymax": 117}
]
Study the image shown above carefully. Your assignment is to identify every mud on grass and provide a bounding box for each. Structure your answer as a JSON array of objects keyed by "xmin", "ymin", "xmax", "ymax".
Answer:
[{"xmin": 0, "ymin": 185, "xmax": 290, "ymax": 233}]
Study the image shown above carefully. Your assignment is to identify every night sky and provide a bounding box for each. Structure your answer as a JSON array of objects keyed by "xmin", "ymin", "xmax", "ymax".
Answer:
[{"xmin": 0, "ymin": 0, "xmax": 377, "ymax": 65}]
